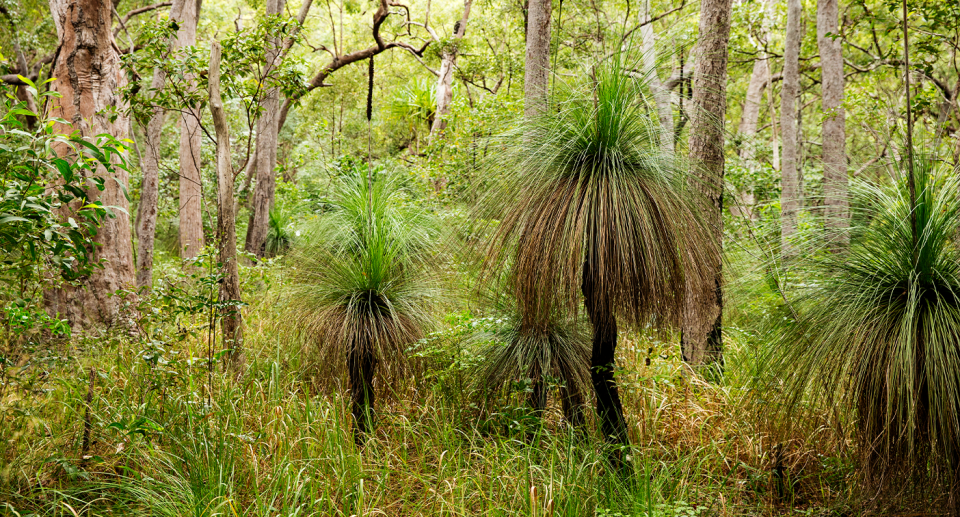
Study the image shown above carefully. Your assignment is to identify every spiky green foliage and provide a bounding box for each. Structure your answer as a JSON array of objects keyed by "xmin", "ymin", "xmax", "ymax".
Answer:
[
  {"xmin": 472, "ymin": 298, "xmax": 591, "ymax": 419},
  {"xmin": 767, "ymin": 159, "xmax": 960, "ymax": 494},
  {"xmin": 265, "ymin": 207, "xmax": 293, "ymax": 257},
  {"xmin": 475, "ymin": 60, "xmax": 712, "ymax": 328},
  {"xmin": 284, "ymin": 171, "xmax": 442, "ymax": 385}
]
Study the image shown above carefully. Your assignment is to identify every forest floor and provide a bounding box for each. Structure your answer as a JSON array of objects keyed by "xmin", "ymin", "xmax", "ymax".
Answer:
[{"xmin": 1, "ymin": 264, "xmax": 862, "ymax": 516}]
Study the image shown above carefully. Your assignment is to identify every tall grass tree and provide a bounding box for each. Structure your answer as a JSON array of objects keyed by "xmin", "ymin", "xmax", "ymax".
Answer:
[
  {"xmin": 475, "ymin": 59, "xmax": 713, "ymax": 465},
  {"xmin": 766, "ymin": 159, "xmax": 960, "ymax": 506},
  {"xmin": 284, "ymin": 171, "xmax": 442, "ymax": 443}
]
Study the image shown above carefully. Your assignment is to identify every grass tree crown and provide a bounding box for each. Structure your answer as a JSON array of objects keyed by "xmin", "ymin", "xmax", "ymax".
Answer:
[
  {"xmin": 284, "ymin": 169, "xmax": 443, "ymax": 385},
  {"xmin": 765, "ymin": 158, "xmax": 960, "ymax": 491},
  {"xmin": 475, "ymin": 59, "xmax": 714, "ymax": 330}
]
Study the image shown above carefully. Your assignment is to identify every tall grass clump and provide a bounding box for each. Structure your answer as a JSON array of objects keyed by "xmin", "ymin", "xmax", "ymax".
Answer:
[
  {"xmin": 765, "ymin": 158, "xmax": 960, "ymax": 508},
  {"xmin": 283, "ymin": 170, "xmax": 442, "ymax": 442},
  {"xmin": 473, "ymin": 56, "xmax": 712, "ymax": 460}
]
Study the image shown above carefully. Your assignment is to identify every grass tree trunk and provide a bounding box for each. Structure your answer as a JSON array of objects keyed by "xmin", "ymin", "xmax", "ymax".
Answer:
[
  {"xmin": 582, "ymin": 263, "xmax": 628, "ymax": 466},
  {"xmin": 559, "ymin": 372, "xmax": 586, "ymax": 431},
  {"xmin": 136, "ymin": 0, "xmax": 187, "ymax": 289},
  {"xmin": 245, "ymin": 0, "xmax": 286, "ymax": 259},
  {"xmin": 780, "ymin": 0, "xmax": 803, "ymax": 257},
  {"xmin": 46, "ymin": 0, "xmax": 135, "ymax": 329},
  {"xmin": 208, "ymin": 42, "xmax": 244, "ymax": 372},
  {"xmin": 430, "ymin": 0, "xmax": 472, "ymax": 137},
  {"xmin": 348, "ymin": 345, "xmax": 378, "ymax": 444},
  {"xmin": 640, "ymin": 0, "xmax": 674, "ymax": 152},
  {"xmin": 178, "ymin": 0, "xmax": 204, "ymax": 259},
  {"xmin": 817, "ymin": 0, "xmax": 848, "ymax": 247},
  {"xmin": 523, "ymin": 0, "xmax": 551, "ymax": 118},
  {"xmin": 682, "ymin": 0, "xmax": 732, "ymax": 368}
]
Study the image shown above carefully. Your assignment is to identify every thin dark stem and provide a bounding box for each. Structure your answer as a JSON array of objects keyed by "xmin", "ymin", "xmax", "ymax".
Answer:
[{"xmin": 903, "ymin": 0, "xmax": 916, "ymax": 251}]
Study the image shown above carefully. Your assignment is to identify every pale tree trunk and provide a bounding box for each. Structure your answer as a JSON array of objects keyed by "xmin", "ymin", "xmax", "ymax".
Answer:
[
  {"xmin": 640, "ymin": 0, "xmax": 674, "ymax": 151},
  {"xmin": 735, "ymin": 0, "xmax": 776, "ymax": 221},
  {"xmin": 817, "ymin": 0, "xmax": 848, "ymax": 247},
  {"xmin": 682, "ymin": 0, "xmax": 732, "ymax": 367},
  {"xmin": 781, "ymin": 0, "xmax": 803, "ymax": 256},
  {"xmin": 430, "ymin": 0, "xmax": 472, "ymax": 136},
  {"xmin": 178, "ymin": 0, "xmax": 204, "ymax": 258},
  {"xmin": 208, "ymin": 42, "xmax": 244, "ymax": 371},
  {"xmin": 46, "ymin": 0, "xmax": 135, "ymax": 329},
  {"xmin": 245, "ymin": 0, "xmax": 286, "ymax": 258},
  {"xmin": 524, "ymin": 0, "xmax": 551, "ymax": 118},
  {"xmin": 136, "ymin": 0, "xmax": 187, "ymax": 289}
]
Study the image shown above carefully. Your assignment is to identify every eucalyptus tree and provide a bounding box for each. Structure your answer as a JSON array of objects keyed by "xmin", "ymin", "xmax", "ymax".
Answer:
[
  {"xmin": 46, "ymin": 0, "xmax": 135, "ymax": 328},
  {"xmin": 285, "ymin": 171, "xmax": 442, "ymax": 442},
  {"xmin": 766, "ymin": 160, "xmax": 960, "ymax": 506},
  {"xmin": 817, "ymin": 0, "xmax": 848, "ymax": 247},
  {"xmin": 780, "ymin": 0, "xmax": 803, "ymax": 256},
  {"xmin": 477, "ymin": 61, "xmax": 712, "ymax": 464},
  {"xmin": 683, "ymin": 0, "xmax": 733, "ymax": 367},
  {"xmin": 524, "ymin": 0, "xmax": 552, "ymax": 117}
]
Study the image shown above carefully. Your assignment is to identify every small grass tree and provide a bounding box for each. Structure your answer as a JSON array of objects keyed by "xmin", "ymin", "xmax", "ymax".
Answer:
[
  {"xmin": 476, "ymin": 59, "xmax": 713, "ymax": 464},
  {"xmin": 285, "ymin": 169, "xmax": 441, "ymax": 443},
  {"xmin": 472, "ymin": 296, "xmax": 592, "ymax": 430},
  {"xmin": 767, "ymin": 159, "xmax": 960, "ymax": 507}
]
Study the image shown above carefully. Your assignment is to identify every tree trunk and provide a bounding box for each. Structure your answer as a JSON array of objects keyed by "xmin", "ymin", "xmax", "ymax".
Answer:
[
  {"xmin": 178, "ymin": 0, "xmax": 204, "ymax": 258},
  {"xmin": 208, "ymin": 42, "xmax": 244, "ymax": 372},
  {"xmin": 682, "ymin": 0, "xmax": 732, "ymax": 368},
  {"xmin": 349, "ymin": 346, "xmax": 377, "ymax": 445},
  {"xmin": 430, "ymin": 0, "xmax": 472, "ymax": 137},
  {"xmin": 780, "ymin": 0, "xmax": 803, "ymax": 257},
  {"xmin": 136, "ymin": 0, "xmax": 187, "ymax": 289},
  {"xmin": 640, "ymin": 0, "xmax": 674, "ymax": 152},
  {"xmin": 245, "ymin": 0, "xmax": 286, "ymax": 259},
  {"xmin": 523, "ymin": 0, "xmax": 551, "ymax": 118},
  {"xmin": 582, "ymin": 263, "xmax": 628, "ymax": 468},
  {"xmin": 817, "ymin": 0, "xmax": 848, "ymax": 247},
  {"xmin": 46, "ymin": 0, "xmax": 135, "ymax": 329},
  {"xmin": 559, "ymin": 372, "xmax": 586, "ymax": 432},
  {"xmin": 735, "ymin": 0, "xmax": 775, "ymax": 221}
]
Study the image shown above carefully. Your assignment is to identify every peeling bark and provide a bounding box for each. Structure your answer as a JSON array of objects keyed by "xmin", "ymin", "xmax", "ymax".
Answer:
[{"xmin": 46, "ymin": 0, "xmax": 135, "ymax": 329}]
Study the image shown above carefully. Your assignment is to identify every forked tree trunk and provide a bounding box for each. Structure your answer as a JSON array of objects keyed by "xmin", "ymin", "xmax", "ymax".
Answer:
[
  {"xmin": 524, "ymin": 0, "xmax": 551, "ymax": 118},
  {"xmin": 817, "ymin": 0, "xmax": 848, "ymax": 247},
  {"xmin": 208, "ymin": 42, "xmax": 244, "ymax": 371},
  {"xmin": 430, "ymin": 0, "xmax": 472, "ymax": 137},
  {"xmin": 136, "ymin": 0, "xmax": 187, "ymax": 289},
  {"xmin": 682, "ymin": 0, "xmax": 732, "ymax": 367},
  {"xmin": 245, "ymin": 0, "xmax": 286, "ymax": 258},
  {"xmin": 348, "ymin": 346, "xmax": 378, "ymax": 444},
  {"xmin": 780, "ymin": 0, "xmax": 803, "ymax": 256},
  {"xmin": 178, "ymin": 0, "xmax": 204, "ymax": 258},
  {"xmin": 582, "ymin": 263, "xmax": 628, "ymax": 467},
  {"xmin": 46, "ymin": 0, "xmax": 135, "ymax": 329}
]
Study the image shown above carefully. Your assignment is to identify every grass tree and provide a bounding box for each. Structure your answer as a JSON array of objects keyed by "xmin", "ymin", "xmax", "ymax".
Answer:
[
  {"xmin": 285, "ymin": 170, "xmax": 441, "ymax": 443},
  {"xmin": 476, "ymin": 60, "xmax": 713, "ymax": 464},
  {"xmin": 767, "ymin": 159, "xmax": 960, "ymax": 504},
  {"xmin": 472, "ymin": 297, "xmax": 591, "ymax": 430}
]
